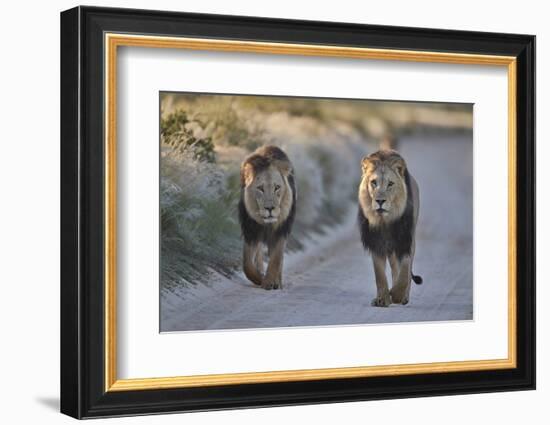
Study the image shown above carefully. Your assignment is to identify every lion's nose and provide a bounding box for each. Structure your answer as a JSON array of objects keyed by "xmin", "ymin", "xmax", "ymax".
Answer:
[
  {"xmin": 265, "ymin": 207, "xmax": 275, "ymax": 214},
  {"xmin": 376, "ymin": 199, "xmax": 386, "ymax": 208}
]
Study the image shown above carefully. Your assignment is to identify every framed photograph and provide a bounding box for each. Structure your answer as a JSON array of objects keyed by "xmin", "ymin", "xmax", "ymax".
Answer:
[{"xmin": 60, "ymin": 6, "xmax": 535, "ymax": 419}]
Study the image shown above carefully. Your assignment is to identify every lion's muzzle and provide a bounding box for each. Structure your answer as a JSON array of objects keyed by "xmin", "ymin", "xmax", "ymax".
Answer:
[{"xmin": 262, "ymin": 206, "xmax": 279, "ymax": 223}]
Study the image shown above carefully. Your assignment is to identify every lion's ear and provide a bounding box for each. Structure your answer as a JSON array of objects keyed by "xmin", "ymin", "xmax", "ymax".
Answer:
[
  {"xmin": 241, "ymin": 162, "xmax": 256, "ymax": 187},
  {"xmin": 274, "ymin": 160, "xmax": 292, "ymax": 178},
  {"xmin": 391, "ymin": 157, "xmax": 407, "ymax": 177},
  {"xmin": 361, "ymin": 156, "xmax": 373, "ymax": 175}
]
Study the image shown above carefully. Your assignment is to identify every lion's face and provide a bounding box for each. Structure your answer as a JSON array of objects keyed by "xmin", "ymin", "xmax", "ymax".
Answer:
[
  {"xmin": 244, "ymin": 165, "xmax": 292, "ymax": 225},
  {"xmin": 359, "ymin": 151, "xmax": 408, "ymax": 227}
]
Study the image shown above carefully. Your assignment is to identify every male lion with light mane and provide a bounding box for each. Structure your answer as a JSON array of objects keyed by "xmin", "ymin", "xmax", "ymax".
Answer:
[
  {"xmin": 238, "ymin": 146, "xmax": 296, "ymax": 290},
  {"xmin": 358, "ymin": 150, "xmax": 423, "ymax": 306}
]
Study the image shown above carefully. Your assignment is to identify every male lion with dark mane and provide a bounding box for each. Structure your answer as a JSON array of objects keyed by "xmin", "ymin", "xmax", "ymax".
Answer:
[
  {"xmin": 238, "ymin": 146, "xmax": 297, "ymax": 290},
  {"xmin": 358, "ymin": 150, "xmax": 423, "ymax": 306}
]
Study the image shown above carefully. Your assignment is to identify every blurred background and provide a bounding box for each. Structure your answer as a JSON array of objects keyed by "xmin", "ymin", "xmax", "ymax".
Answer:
[{"xmin": 159, "ymin": 92, "xmax": 472, "ymax": 293}]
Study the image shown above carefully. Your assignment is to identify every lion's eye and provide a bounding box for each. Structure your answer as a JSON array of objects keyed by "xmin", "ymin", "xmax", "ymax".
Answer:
[
  {"xmin": 388, "ymin": 181, "xmax": 394, "ymax": 187},
  {"xmin": 371, "ymin": 180, "xmax": 377, "ymax": 188},
  {"xmin": 257, "ymin": 186, "xmax": 264, "ymax": 193},
  {"xmin": 274, "ymin": 184, "xmax": 281, "ymax": 191}
]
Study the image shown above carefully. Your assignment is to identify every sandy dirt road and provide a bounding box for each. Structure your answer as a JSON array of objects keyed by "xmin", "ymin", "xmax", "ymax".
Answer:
[{"xmin": 161, "ymin": 135, "xmax": 473, "ymax": 332}]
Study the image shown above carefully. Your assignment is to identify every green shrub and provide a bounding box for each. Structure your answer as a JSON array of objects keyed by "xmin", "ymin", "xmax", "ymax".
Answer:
[
  {"xmin": 160, "ymin": 148, "xmax": 241, "ymax": 291},
  {"xmin": 161, "ymin": 110, "xmax": 215, "ymax": 163}
]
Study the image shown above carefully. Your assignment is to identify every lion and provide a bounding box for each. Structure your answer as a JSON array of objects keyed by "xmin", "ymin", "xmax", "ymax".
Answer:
[
  {"xmin": 357, "ymin": 150, "xmax": 423, "ymax": 306},
  {"xmin": 238, "ymin": 145, "xmax": 297, "ymax": 290}
]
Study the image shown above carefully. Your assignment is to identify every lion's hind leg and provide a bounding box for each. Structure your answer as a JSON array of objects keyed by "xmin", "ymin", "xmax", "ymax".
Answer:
[{"xmin": 389, "ymin": 253, "xmax": 399, "ymax": 286}]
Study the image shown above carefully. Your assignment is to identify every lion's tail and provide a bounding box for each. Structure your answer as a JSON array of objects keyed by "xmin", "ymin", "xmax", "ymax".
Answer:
[{"xmin": 412, "ymin": 273, "xmax": 423, "ymax": 285}]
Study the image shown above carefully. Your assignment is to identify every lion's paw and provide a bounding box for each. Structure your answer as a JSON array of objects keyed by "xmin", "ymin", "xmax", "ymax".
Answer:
[
  {"xmin": 261, "ymin": 281, "xmax": 274, "ymax": 290},
  {"xmin": 261, "ymin": 280, "xmax": 283, "ymax": 290},
  {"xmin": 261, "ymin": 274, "xmax": 283, "ymax": 290},
  {"xmin": 390, "ymin": 289, "xmax": 409, "ymax": 305},
  {"xmin": 371, "ymin": 293, "xmax": 391, "ymax": 307}
]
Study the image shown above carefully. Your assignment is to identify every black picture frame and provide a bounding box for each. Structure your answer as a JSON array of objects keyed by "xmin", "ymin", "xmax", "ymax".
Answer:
[{"xmin": 61, "ymin": 5, "xmax": 535, "ymax": 419}]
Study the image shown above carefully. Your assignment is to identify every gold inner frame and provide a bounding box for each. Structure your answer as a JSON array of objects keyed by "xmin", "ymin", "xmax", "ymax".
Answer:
[{"xmin": 104, "ymin": 33, "xmax": 517, "ymax": 392}]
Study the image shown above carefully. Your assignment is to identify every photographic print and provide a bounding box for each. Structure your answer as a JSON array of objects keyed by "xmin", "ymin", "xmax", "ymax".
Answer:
[
  {"xmin": 159, "ymin": 93, "xmax": 473, "ymax": 332},
  {"xmin": 61, "ymin": 8, "xmax": 535, "ymax": 417}
]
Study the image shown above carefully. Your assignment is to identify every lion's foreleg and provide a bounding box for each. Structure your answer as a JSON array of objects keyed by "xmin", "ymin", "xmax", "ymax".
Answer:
[
  {"xmin": 371, "ymin": 253, "xmax": 391, "ymax": 307},
  {"xmin": 254, "ymin": 244, "xmax": 264, "ymax": 276},
  {"xmin": 390, "ymin": 255, "xmax": 412, "ymax": 305},
  {"xmin": 243, "ymin": 242, "xmax": 262, "ymax": 286},
  {"xmin": 263, "ymin": 239, "xmax": 285, "ymax": 290}
]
